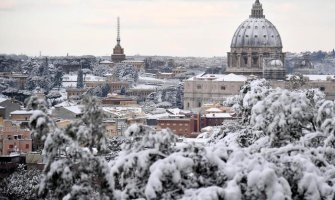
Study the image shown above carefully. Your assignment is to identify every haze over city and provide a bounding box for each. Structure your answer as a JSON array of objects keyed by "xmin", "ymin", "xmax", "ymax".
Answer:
[{"xmin": 0, "ymin": 0, "xmax": 334, "ymax": 57}]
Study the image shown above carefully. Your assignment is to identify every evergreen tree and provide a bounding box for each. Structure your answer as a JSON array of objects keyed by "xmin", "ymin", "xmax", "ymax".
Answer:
[
  {"xmin": 53, "ymin": 66, "xmax": 63, "ymax": 89},
  {"xmin": 76, "ymin": 69, "xmax": 84, "ymax": 88}
]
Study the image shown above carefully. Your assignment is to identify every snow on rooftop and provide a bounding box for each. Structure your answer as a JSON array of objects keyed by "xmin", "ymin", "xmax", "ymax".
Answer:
[
  {"xmin": 10, "ymin": 110, "xmax": 34, "ymax": 115},
  {"xmin": 167, "ymin": 108, "xmax": 181, "ymax": 115},
  {"xmin": 122, "ymin": 60, "xmax": 144, "ymax": 63},
  {"xmin": 100, "ymin": 60, "xmax": 113, "ymax": 64},
  {"xmin": 205, "ymin": 113, "xmax": 233, "ymax": 118},
  {"xmin": 188, "ymin": 73, "xmax": 247, "ymax": 82},
  {"xmin": 63, "ymin": 106, "xmax": 84, "ymax": 114},
  {"xmin": 138, "ymin": 76, "xmax": 166, "ymax": 84},
  {"xmin": 146, "ymin": 112, "xmax": 170, "ymax": 120},
  {"xmin": 132, "ymin": 84, "xmax": 158, "ymax": 90},
  {"xmin": 287, "ymin": 74, "xmax": 335, "ymax": 81},
  {"xmin": 63, "ymin": 74, "xmax": 105, "ymax": 82},
  {"xmin": 0, "ymin": 97, "xmax": 8, "ymax": 103},
  {"xmin": 205, "ymin": 108, "xmax": 222, "ymax": 113}
]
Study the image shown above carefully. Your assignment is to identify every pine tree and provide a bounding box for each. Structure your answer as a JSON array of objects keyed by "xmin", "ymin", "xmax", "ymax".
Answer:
[
  {"xmin": 76, "ymin": 69, "xmax": 84, "ymax": 88},
  {"xmin": 53, "ymin": 66, "xmax": 63, "ymax": 89}
]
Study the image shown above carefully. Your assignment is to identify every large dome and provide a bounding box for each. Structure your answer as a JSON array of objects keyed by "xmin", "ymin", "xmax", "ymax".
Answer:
[{"xmin": 231, "ymin": 18, "xmax": 282, "ymax": 48}]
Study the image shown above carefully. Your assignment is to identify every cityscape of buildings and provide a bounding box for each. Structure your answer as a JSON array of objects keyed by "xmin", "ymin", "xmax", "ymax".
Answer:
[{"xmin": 1, "ymin": 0, "xmax": 335, "ymax": 199}]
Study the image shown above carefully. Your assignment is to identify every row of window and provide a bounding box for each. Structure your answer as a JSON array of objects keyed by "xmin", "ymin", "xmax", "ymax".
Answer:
[
  {"xmin": 160, "ymin": 123, "xmax": 189, "ymax": 126},
  {"xmin": 8, "ymin": 144, "xmax": 30, "ymax": 149},
  {"xmin": 197, "ymin": 85, "xmax": 226, "ymax": 90}
]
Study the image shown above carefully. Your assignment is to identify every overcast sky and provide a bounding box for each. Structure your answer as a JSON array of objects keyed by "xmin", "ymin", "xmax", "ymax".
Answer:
[{"xmin": 0, "ymin": 0, "xmax": 334, "ymax": 57}]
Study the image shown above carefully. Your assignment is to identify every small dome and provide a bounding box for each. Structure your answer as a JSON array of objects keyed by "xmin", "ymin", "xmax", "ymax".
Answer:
[
  {"xmin": 231, "ymin": 18, "xmax": 282, "ymax": 48},
  {"xmin": 269, "ymin": 59, "xmax": 283, "ymax": 67}
]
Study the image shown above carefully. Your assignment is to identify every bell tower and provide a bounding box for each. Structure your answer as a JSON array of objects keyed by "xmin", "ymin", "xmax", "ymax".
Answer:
[{"xmin": 111, "ymin": 17, "xmax": 126, "ymax": 63}]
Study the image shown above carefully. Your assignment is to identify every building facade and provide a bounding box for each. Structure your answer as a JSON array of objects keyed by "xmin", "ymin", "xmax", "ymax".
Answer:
[
  {"xmin": 0, "ymin": 120, "xmax": 32, "ymax": 155},
  {"xmin": 183, "ymin": 74, "xmax": 248, "ymax": 109}
]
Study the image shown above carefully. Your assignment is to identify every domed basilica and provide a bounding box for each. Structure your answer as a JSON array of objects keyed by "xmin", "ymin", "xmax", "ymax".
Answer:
[{"xmin": 226, "ymin": 0, "xmax": 285, "ymax": 77}]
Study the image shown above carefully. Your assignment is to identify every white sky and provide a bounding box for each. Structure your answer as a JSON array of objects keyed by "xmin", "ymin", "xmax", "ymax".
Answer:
[{"xmin": 0, "ymin": 0, "xmax": 334, "ymax": 57}]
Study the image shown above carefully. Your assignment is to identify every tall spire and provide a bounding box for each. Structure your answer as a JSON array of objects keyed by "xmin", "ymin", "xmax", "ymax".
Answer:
[
  {"xmin": 250, "ymin": 0, "xmax": 265, "ymax": 18},
  {"xmin": 117, "ymin": 17, "xmax": 120, "ymax": 45}
]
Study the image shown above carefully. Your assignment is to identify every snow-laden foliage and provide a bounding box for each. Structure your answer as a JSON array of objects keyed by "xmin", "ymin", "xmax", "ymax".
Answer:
[
  {"xmin": 28, "ymin": 96, "xmax": 111, "ymax": 199},
  {"xmin": 26, "ymin": 59, "xmax": 53, "ymax": 92},
  {"xmin": 76, "ymin": 69, "xmax": 84, "ymax": 88},
  {"xmin": 53, "ymin": 66, "xmax": 63, "ymax": 89},
  {"xmin": 288, "ymin": 73, "xmax": 306, "ymax": 89},
  {"xmin": 111, "ymin": 64, "xmax": 139, "ymax": 84},
  {"xmin": 93, "ymin": 64, "xmax": 113, "ymax": 77},
  {"xmin": 240, "ymin": 79, "xmax": 272, "ymax": 123},
  {"xmin": 16, "ymin": 79, "xmax": 335, "ymax": 200},
  {"xmin": 207, "ymin": 80, "xmax": 335, "ymax": 199},
  {"xmin": 110, "ymin": 124, "xmax": 229, "ymax": 200},
  {"xmin": 0, "ymin": 165, "xmax": 41, "ymax": 200},
  {"xmin": 250, "ymin": 89, "xmax": 314, "ymax": 147}
]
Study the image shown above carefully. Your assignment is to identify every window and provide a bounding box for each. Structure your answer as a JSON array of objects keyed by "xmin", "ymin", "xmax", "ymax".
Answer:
[
  {"xmin": 9, "ymin": 144, "xmax": 14, "ymax": 148},
  {"xmin": 26, "ymin": 144, "xmax": 29, "ymax": 149},
  {"xmin": 320, "ymin": 87, "xmax": 325, "ymax": 91},
  {"xmin": 244, "ymin": 57, "xmax": 248, "ymax": 65},
  {"xmin": 197, "ymin": 85, "xmax": 202, "ymax": 89},
  {"xmin": 253, "ymin": 57, "xmax": 258, "ymax": 65},
  {"xmin": 221, "ymin": 86, "xmax": 226, "ymax": 90}
]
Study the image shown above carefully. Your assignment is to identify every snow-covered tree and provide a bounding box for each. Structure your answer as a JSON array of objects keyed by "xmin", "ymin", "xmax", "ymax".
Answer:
[
  {"xmin": 76, "ymin": 69, "xmax": 84, "ymax": 88},
  {"xmin": 0, "ymin": 165, "xmax": 41, "ymax": 200},
  {"xmin": 28, "ymin": 96, "xmax": 111, "ymax": 199},
  {"xmin": 53, "ymin": 66, "xmax": 63, "ymax": 89},
  {"xmin": 112, "ymin": 64, "xmax": 139, "ymax": 84},
  {"xmin": 46, "ymin": 90, "xmax": 62, "ymax": 106},
  {"xmin": 288, "ymin": 73, "xmax": 306, "ymax": 89},
  {"xmin": 17, "ymin": 79, "xmax": 335, "ymax": 200},
  {"xmin": 26, "ymin": 59, "xmax": 53, "ymax": 92}
]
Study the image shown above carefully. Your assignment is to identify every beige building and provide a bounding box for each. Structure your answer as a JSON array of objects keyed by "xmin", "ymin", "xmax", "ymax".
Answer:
[
  {"xmin": 103, "ymin": 120, "xmax": 118, "ymax": 137},
  {"xmin": 66, "ymin": 88, "xmax": 88, "ymax": 100},
  {"xmin": 184, "ymin": 73, "xmax": 248, "ymax": 109},
  {"xmin": 0, "ymin": 120, "xmax": 32, "ymax": 155},
  {"xmin": 184, "ymin": 74, "xmax": 335, "ymax": 109}
]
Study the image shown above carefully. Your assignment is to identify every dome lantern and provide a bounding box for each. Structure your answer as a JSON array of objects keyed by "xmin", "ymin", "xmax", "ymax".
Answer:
[{"xmin": 250, "ymin": 0, "xmax": 265, "ymax": 18}]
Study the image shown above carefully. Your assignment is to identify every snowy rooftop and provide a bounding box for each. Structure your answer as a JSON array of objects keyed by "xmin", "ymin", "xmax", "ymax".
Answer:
[
  {"xmin": 63, "ymin": 106, "xmax": 84, "ymax": 114},
  {"xmin": 205, "ymin": 113, "xmax": 233, "ymax": 118},
  {"xmin": 286, "ymin": 74, "xmax": 335, "ymax": 81},
  {"xmin": 131, "ymin": 84, "xmax": 158, "ymax": 90},
  {"xmin": 100, "ymin": 60, "xmax": 113, "ymax": 64},
  {"xmin": 63, "ymin": 74, "xmax": 105, "ymax": 82},
  {"xmin": 103, "ymin": 106, "xmax": 142, "ymax": 114},
  {"xmin": 138, "ymin": 76, "xmax": 166, "ymax": 84},
  {"xmin": 145, "ymin": 110, "xmax": 171, "ymax": 120},
  {"xmin": 205, "ymin": 108, "xmax": 223, "ymax": 113},
  {"xmin": 0, "ymin": 97, "xmax": 8, "ymax": 103},
  {"xmin": 10, "ymin": 110, "xmax": 34, "ymax": 115},
  {"xmin": 121, "ymin": 60, "xmax": 144, "ymax": 63},
  {"xmin": 188, "ymin": 73, "xmax": 248, "ymax": 82}
]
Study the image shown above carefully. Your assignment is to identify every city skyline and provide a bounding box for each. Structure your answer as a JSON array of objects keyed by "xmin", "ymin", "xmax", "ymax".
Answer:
[{"xmin": 0, "ymin": 0, "xmax": 334, "ymax": 57}]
